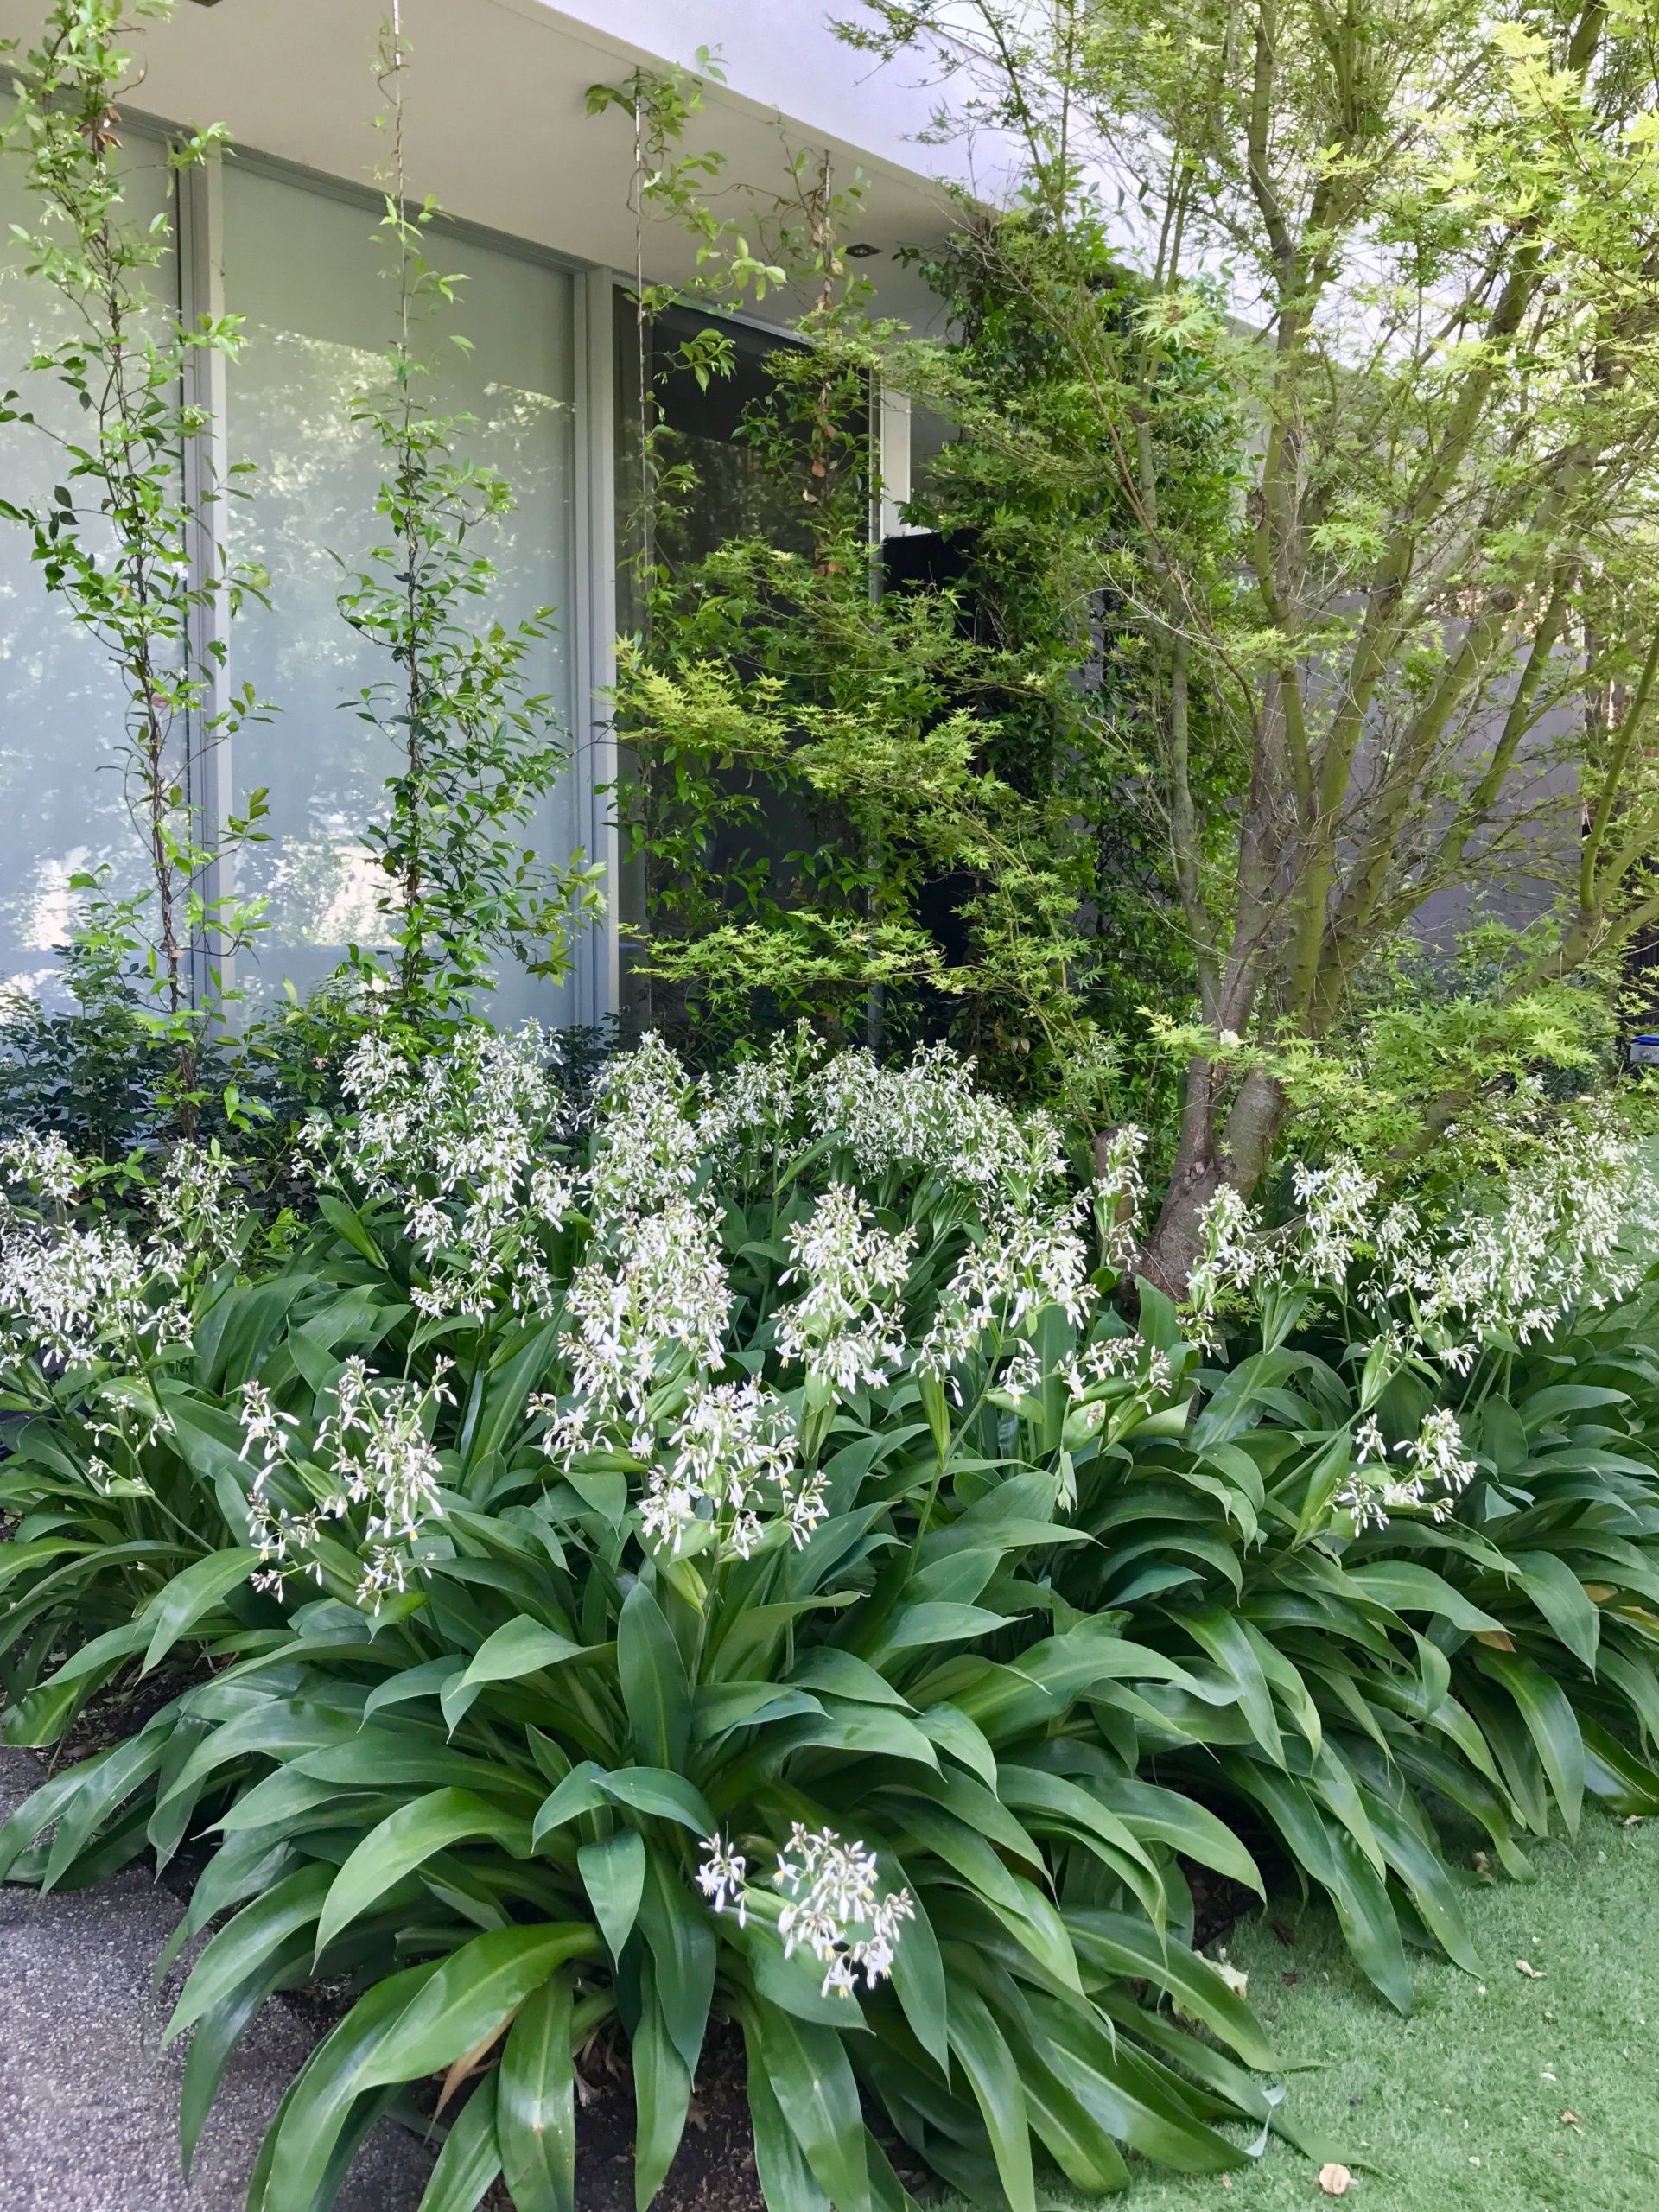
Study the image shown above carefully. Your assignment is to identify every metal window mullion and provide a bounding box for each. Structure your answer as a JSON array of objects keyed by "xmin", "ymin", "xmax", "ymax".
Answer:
[
  {"xmin": 176, "ymin": 154, "xmax": 233, "ymax": 1014},
  {"xmin": 572, "ymin": 264, "xmax": 620, "ymax": 1031}
]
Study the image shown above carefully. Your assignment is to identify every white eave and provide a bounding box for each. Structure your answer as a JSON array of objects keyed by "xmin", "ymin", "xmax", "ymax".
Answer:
[{"xmin": 0, "ymin": 0, "xmax": 969, "ymax": 327}]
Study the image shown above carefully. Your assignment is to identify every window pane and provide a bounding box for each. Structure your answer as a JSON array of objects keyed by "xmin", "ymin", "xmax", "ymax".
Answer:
[
  {"xmin": 221, "ymin": 164, "xmax": 582, "ymax": 1025},
  {"xmin": 0, "ymin": 118, "xmax": 175, "ymax": 1000}
]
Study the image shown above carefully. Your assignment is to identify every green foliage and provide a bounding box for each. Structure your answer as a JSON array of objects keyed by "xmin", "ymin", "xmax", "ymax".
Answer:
[
  {"xmin": 591, "ymin": 63, "xmax": 1231, "ymax": 1142},
  {"xmin": 614, "ymin": 542, "xmax": 1114, "ymax": 1096},
  {"xmin": 8, "ymin": 1034, "xmax": 1659, "ymax": 2208},
  {"xmin": 0, "ymin": 972, "xmax": 182, "ymax": 1160},
  {"xmin": 840, "ymin": 0, "xmax": 1659, "ymax": 1287},
  {"xmin": 1150, "ymin": 921, "xmax": 1632, "ymax": 1195}
]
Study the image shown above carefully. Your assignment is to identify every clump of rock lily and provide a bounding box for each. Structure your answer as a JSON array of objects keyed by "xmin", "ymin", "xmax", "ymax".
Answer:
[{"xmin": 3, "ymin": 1027, "xmax": 1659, "ymax": 2210}]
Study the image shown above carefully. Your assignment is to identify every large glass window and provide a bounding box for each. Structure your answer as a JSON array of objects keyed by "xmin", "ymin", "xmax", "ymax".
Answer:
[
  {"xmin": 0, "ymin": 122, "xmax": 175, "ymax": 1000},
  {"xmin": 220, "ymin": 162, "xmax": 582, "ymax": 1024}
]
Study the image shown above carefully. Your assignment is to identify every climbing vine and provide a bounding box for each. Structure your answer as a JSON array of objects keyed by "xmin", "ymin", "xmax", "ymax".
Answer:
[{"xmin": 332, "ymin": 7, "xmax": 602, "ymax": 1032}]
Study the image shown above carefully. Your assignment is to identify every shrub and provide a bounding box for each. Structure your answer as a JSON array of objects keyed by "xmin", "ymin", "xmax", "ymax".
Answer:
[
  {"xmin": 0, "ymin": 1029, "xmax": 1288, "ymax": 2208},
  {"xmin": 0, "ymin": 1125, "xmax": 290, "ymax": 1728},
  {"xmin": 5, "ymin": 1030, "xmax": 1659, "ymax": 2206}
]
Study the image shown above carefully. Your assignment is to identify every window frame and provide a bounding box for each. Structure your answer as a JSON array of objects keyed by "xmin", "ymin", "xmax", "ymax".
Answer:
[
  {"xmin": 105, "ymin": 109, "xmax": 617, "ymax": 1023},
  {"xmin": 3, "ymin": 101, "xmax": 860, "ymax": 1029}
]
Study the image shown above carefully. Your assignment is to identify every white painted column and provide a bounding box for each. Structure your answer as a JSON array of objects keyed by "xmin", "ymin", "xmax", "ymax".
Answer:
[{"xmin": 876, "ymin": 379, "xmax": 916, "ymax": 542}]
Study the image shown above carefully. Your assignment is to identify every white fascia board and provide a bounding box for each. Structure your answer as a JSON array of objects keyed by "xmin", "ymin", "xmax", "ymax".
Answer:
[
  {"xmin": 0, "ymin": 0, "xmax": 964, "ymax": 329},
  {"xmin": 513, "ymin": 0, "xmax": 977, "ymax": 195}
]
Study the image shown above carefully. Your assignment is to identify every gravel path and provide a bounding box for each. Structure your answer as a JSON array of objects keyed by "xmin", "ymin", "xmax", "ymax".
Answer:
[{"xmin": 0, "ymin": 1747, "xmax": 435, "ymax": 2212}]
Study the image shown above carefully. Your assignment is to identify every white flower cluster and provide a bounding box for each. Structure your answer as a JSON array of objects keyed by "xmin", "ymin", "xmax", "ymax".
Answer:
[
  {"xmin": 775, "ymin": 1823, "xmax": 916, "ymax": 1996},
  {"xmin": 560, "ymin": 1202, "xmax": 731, "ymax": 1430},
  {"xmin": 239, "ymin": 1356, "xmax": 448, "ymax": 1607},
  {"xmin": 1185, "ymin": 1185, "xmax": 1270, "ymax": 1324},
  {"xmin": 696, "ymin": 1834, "xmax": 749, "ymax": 1919},
  {"xmin": 639, "ymin": 1376, "xmax": 826, "ymax": 1560},
  {"xmin": 0, "ymin": 1129, "xmax": 82, "ymax": 1205},
  {"xmin": 0, "ymin": 1135, "xmax": 251, "ymax": 1378},
  {"xmin": 318, "ymin": 1024, "xmax": 571, "ymax": 1319},
  {"xmin": 697, "ymin": 1822, "xmax": 915, "ymax": 1997},
  {"xmin": 1339, "ymin": 1408, "xmax": 1477, "ymax": 1533},
  {"xmin": 919, "ymin": 1201, "xmax": 1092, "ymax": 1379},
  {"xmin": 0, "ymin": 1206, "xmax": 150, "ymax": 1368},
  {"xmin": 1291, "ymin": 1155, "xmax": 1380, "ymax": 1289},
  {"xmin": 1092, "ymin": 1124, "xmax": 1148, "ymax": 1269},
  {"xmin": 804, "ymin": 1043, "xmax": 1067, "ymax": 1203},
  {"xmin": 1063, "ymin": 1329, "xmax": 1175, "ymax": 1401},
  {"xmin": 550, "ymin": 1033, "xmax": 1113, "ymax": 1552},
  {"xmin": 585, "ymin": 1033, "xmax": 704, "ymax": 1223},
  {"xmin": 537, "ymin": 1039, "xmax": 842, "ymax": 1568},
  {"xmin": 1395, "ymin": 1110, "xmax": 1659, "ymax": 1365},
  {"xmin": 694, "ymin": 1030, "xmax": 806, "ymax": 1155},
  {"xmin": 1189, "ymin": 1109, "xmax": 1659, "ymax": 1375},
  {"xmin": 551, "ymin": 1039, "xmax": 732, "ymax": 1444},
  {"xmin": 774, "ymin": 1183, "xmax": 914, "ymax": 1392}
]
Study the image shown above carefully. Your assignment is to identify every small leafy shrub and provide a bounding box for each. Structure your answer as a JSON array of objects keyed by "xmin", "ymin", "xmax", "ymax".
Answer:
[
  {"xmin": 0, "ymin": 1125, "xmax": 289, "ymax": 1726},
  {"xmin": 0, "ymin": 1030, "xmax": 1289, "ymax": 2209}
]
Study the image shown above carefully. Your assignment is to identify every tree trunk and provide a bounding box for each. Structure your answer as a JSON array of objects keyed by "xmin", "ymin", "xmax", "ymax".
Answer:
[{"xmin": 1137, "ymin": 1059, "xmax": 1288, "ymax": 1296}]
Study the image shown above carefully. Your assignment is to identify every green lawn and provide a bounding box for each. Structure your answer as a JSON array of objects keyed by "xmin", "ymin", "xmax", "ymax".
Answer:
[{"xmin": 1085, "ymin": 1814, "xmax": 1659, "ymax": 2211}]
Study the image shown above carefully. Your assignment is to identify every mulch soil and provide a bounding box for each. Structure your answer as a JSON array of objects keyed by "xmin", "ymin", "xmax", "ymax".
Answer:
[{"xmin": 562, "ymin": 2022, "xmax": 768, "ymax": 2212}]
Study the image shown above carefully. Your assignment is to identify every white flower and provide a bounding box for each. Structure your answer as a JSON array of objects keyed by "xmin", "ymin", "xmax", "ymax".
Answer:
[
  {"xmin": 1063, "ymin": 1330, "xmax": 1174, "ymax": 1401},
  {"xmin": 774, "ymin": 1184, "xmax": 914, "ymax": 1392},
  {"xmin": 1338, "ymin": 1407, "xmax": 1476, "ymax": 1532},
  {"xmin": 1092, "ymin": 1125, "xmax": 1147, "ymax": 1269},
  {"xmin": 1321, "ymin": 1101, "xmax": 1659, "ymax": 1367},
  {"xmin": 562, "ymin": 1196, "xmax": 732, "ymax": 1418},
  {"xmin": 0, "ymin": 1130, "xmax": 81, "ymax": 1204},
  {"xmin": 585, "ymin": 1033, "xmax": 703, "ymax": 1228},
  {"xmin": 638, "ymin": 1377, "xmax": 820, "ymax": 1560},
  {"xmin": 241, "ymin": 1359, "xmax": 448, "ymax": 1609},
  {"xmin": 238, "ymin": 1378, "xmax": 299, "ymax": 1465},
  {"xmin": 148, "ymin": 1143, "xmax": 247, "ymax": 1272},
  {"xmin": 1292, "ymin": 1154, "xmax": 1378, "ymax": 1288},
  {"xmin": 804, "ymin": 1044, "xmax": 1067, "ymax": 1205},
  {"xmin": 696, "ymin": 1834, "xmax": 749, "ymax": 1922},
  {"xmin": 1354, "ymin": 1413, "xmax": 1387, "ymax": 1464},
  {"xmin": 1403, "ymin": 1407, "xmax": 1476, "ymax": 1498},
  {"xmin": 772, "ymin": 1822, "xmax": 916, "ymax": 1997},
  {"xmin": 699, "ymin": 1823, "xmax": 914, "ymax": 1998},
  {"xmin": 0, "ymin": 1207, "xmax": 154, "ymax": 1368},
  {"xmin": 919, "ymin": 1200, "xmax": 1093, "ymax": 1376},
  {"xmin": 317, "ymin": 1021, "xmax": 569, "ymax": 1319},
  {"xmin": 1185, "ymin": 1185, "xmax": 1267, "ymax": 1321},
  {"xmin": 694, "ymin": 1028, "xmax": 813, "ymax": 1154},
  {"xmin": 998, "ymin": 1338, "xmax": 1046, "ymax": 1397}
]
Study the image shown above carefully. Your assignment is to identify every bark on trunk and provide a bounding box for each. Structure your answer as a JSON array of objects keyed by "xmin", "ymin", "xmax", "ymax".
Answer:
[{"xmin": 1137, "ymin": 1060, "xmax": 1289, "ymax": 1297}]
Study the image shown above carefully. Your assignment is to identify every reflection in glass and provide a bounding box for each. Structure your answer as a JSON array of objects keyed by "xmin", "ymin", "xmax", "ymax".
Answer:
[
  {"xmin": 0, "ymin": 119, "xmax": 175, "ymax": 1001},
  {"xmin": 221, "ymin": 165, "xmax": 581, "ymax": 1024}
]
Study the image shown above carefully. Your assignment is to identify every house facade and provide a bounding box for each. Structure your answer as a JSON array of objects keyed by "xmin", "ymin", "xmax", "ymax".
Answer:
[{"xmin": 0, "ymin": 0, "xmax": 957, "ymax": 1028}]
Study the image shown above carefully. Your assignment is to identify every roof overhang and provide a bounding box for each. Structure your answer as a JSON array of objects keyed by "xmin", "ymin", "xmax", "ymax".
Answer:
[{"xmin": 0, "ymin": 0, "xmax": 964, "ymax": 327}]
